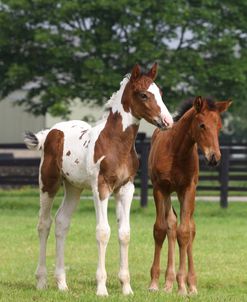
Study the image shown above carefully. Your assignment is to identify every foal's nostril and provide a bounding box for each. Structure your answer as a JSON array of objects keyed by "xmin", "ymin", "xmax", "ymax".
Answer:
[
  {"xmin": 162, "ymin": 118, "xmax": 172, "ymax": 128},
  {"xmin": 163, "ymin": 119, "xmax": 169, "ymax": 127},
  {"xmin": 208, "ymin": 154, "xmax": 219, "ymax": 167}
]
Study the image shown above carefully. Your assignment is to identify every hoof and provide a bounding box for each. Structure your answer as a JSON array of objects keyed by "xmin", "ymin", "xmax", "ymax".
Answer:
[
  {"xmin": 36, "ymin": 277, "xmax": 47, "ymax": 290},
  {"xmin": 178, "ymin": 286, "xmax": 187, "ymax": 296},
  {"xmin": 189, "ymin": 286, "xmax": 198, "ymax": 295},
  {"xmin": 122, "ymin": 284, "xmax": 133, "ymax": 295},
  {"xmin": 164, "ymin": 284, "xmax": 173, "ymax": 293},
  {"xmin": 56, "ymin": 275, "xmax": 68, "ymax": 291},
  {"xmin": 57, "ymin": 281, "xmax": 68, "ymax": 291},
  {"xmin": 96, "ymin": 285, "xmax": 108, "ymax": 296},
  {"xmin": 149, "ymin": 281, "xmax": 159, "ymax": 292},
  {"xmin": 149, "ymin": 287, "xmax": 159, "ymax": 292}
]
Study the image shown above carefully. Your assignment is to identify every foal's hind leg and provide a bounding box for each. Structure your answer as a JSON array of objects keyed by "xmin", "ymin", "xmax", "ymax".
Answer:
[
  {"xmin": 176, "ymin": 186, "xmax": 196, "ymax": 296},
  {"xmin": 187, "ymin": 216, "xmax": 197, "ymax": 294},
  {"xmin": 54, "ymin": 181, "xmax": 81, "ymax": 290},
  {"xmin": 36, "ymin": 128, "xmax": 64, "ymax": 289},
  {"xmin": 164, "ymin": 203, "xmax": 177, "ymax": 293},
  {"xmin": 36, "ymin": 190, "xmax": 55, "ymax": 289},
  {"xmin": 149, "ymin": 187, "xmax": 168, "ymax": 291}
]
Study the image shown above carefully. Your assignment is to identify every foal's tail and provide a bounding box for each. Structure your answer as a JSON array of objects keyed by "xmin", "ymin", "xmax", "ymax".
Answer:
[{"xmin": 24, "ymin": 129, "xmax": 50, "ymax": 151}]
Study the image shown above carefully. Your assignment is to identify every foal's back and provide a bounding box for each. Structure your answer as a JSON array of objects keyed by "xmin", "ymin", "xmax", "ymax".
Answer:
[{"xmin": 42, "ymin": 119, "xmax": 108, "ymax": 189}]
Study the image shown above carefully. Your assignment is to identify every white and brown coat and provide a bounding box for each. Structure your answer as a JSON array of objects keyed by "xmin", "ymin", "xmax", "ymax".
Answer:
[{"xmin": 24, "ymin": 63, "xmax": 173, "ymax": 296}]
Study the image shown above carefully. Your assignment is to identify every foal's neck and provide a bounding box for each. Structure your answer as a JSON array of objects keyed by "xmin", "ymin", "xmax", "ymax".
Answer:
[
  {"xmin": 104, "ymin": 78, "xmax": 139, "ymax": 134},
  {"xmin": 104, "ymin": 108, "xmax": 139, "ymax": 149},
  {"xmin": 172, "ymin": 109, "xmax": 196, "ymax": 156}
]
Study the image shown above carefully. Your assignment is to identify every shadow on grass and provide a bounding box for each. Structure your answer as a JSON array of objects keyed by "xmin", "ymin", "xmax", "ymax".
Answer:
[
  {"xmin": 1, "ymin": 188, "xmax": 247, "ymax": 221},
  {"xmin": 0, "ymin": 197, "xmax": 122, "ymax": 215},
  {"xmin": 0, "ymin": 280, "xmax": 35, "ymax": 291}
]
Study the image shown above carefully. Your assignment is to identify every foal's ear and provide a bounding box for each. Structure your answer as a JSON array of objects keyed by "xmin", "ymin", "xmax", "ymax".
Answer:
[
  {"xmin": 193, "ymin": 96, "xmax": 203, "ymax": 113},
  {"xmin": 130, "ymin": 64, "xmax": 141, "ymax": 82},
  {"xmin": 146, "ymin": 62, "xmax": 158, "ymax": 80},
  {"xmin": 215, "ymin": 99, "xmax": 232, "ymax": 113}
]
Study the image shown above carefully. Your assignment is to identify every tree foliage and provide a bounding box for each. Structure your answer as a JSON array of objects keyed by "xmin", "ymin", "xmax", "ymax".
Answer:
[{"xmin": 0, "ymin": 0, "xmax": 246, "ymax": 132}]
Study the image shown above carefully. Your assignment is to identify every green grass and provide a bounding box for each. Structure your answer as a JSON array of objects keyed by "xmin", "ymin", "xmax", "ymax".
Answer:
[{"xmin": 0, "ymin": 189, "xmax": 247, "ymax": 301}]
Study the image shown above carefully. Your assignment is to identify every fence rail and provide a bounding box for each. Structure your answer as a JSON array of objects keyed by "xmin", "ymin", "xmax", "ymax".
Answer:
[
  {"xmin": 135, "ymin": 138, "xmax": 247, "ymax": 207},
  {"xmin": 0, "ymin": 138, "xmax": 247, "ymax": 208}
]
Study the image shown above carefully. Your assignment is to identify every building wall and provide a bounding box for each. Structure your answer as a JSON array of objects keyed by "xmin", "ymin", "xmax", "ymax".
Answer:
[
  {"xmin": 46, "ymin": 98, "xmax": 156, "ymax": 136},
  {"xmin": 0, "ymin": 91, "xmax": 45, "ymax": 143},
  {"xmin": 0, "ymin": 95, "xmax": 157, "ymax": 144}
]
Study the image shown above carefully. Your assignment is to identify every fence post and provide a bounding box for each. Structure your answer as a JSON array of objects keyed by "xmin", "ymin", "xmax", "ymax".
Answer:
[
  {"xmin": 140, "ymin": 142, "xmax": 149, "ymax": 207},
  {"xmin": 219, "ymin": 147, "xmax": 230, "ymax": 208}
]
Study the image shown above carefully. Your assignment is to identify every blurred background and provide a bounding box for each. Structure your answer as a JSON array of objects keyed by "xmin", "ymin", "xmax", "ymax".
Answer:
[
  {"xmin": 0, "ymin": 4, "xmax": 247, "ymax": 299},
  {"xmin": 0, "ymin": 0, "xmax": 246, "ymax": 142}
]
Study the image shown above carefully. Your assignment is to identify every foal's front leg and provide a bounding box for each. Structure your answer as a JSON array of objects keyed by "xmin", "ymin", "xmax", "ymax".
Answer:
[
  {"xmin": 115, "ymin": 181, "xmax": 134, "ymax": 295},
  {"xmin": 93, "ymin": 180, "xmax": 111, "ymax": 296},
  {"xmin": 149, "ymin": 187, "xmax": 168, "ymax": 291},
  {"xmin": 164, "ymin": 204, "xmax": 177, "ymax": 293},
  {"xmin": 54, "ymin": 181, "xmax": 81, "ymax": 290}
]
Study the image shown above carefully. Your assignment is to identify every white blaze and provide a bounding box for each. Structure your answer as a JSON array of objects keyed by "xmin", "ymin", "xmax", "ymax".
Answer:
[{"xmin": 147, "ymin": 83, "xmax": 173, "ymax": 127}]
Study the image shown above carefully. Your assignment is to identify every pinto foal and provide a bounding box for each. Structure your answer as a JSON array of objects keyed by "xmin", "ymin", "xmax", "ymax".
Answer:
[
  {"xmin": 148, "ymin": 96, "xmax": 231, "ymax": 295},
  {"xmin": 24, "ymin": 63, "xmax": 173, "ymax": 296}
]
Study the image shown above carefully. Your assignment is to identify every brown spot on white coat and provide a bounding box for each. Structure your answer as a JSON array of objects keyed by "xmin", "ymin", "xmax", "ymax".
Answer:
[
  {"xmin": 79, "ymin": 130, "xmax": 87, "ymax": 140},
  {"xmin": 41, "ymin": 129, "xmax": 64, "ymax": 197}
]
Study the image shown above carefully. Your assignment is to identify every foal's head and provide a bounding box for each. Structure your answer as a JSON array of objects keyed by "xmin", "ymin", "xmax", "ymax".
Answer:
[
  {"xmin": 122, "ymin": 63, "xmax": 173, "ymax": 129},
  {"xmin": 191, "ymin": 96, "xmax": 232, "ymax": 166}
]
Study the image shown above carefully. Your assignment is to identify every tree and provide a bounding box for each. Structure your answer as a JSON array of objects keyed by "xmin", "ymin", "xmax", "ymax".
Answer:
[{"xmin": 0, "ymin": 0, "xmax": 246, "ymax": 134}]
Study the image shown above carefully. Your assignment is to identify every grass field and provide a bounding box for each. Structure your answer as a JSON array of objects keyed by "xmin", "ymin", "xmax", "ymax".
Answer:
[{"xmin": 0, "ymin": 188, "xmax": 247, "ymax": 301}]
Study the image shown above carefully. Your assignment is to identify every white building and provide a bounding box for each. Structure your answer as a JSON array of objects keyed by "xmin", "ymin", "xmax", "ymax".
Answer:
[{"xmin": 0, "ymin": 94, "xmax": 156, "ymax": 143}]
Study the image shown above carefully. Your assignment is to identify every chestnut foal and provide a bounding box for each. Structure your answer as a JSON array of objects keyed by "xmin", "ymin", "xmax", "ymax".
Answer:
[
  {"xmin": 148, "ymin": 96, "xmax": 231, "ymax": 295},
  {"xmin": 24, "ymin": 63, "xmax": 173, "ymax": 296}
]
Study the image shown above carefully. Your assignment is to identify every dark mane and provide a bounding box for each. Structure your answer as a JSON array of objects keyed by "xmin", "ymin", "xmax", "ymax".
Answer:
[{"xmin": 173, "ymin": 97, "xmax": 216, "ymax": 122}]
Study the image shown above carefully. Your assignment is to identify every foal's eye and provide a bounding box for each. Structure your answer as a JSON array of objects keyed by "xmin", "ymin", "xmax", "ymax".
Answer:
[
  {"xmin": 199, "ymin": 123, "xmax": 206, "ymax": 130},
  {"xmin": 139, "ymin": 92, "xmax": 148, "ymax": 100}
]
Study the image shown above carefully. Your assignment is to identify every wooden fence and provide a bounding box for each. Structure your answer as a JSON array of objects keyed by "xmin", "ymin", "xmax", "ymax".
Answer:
[
  {"xmin": 0, "ymin": 137, "xmax": 247, "ymax": 208},
  {"xmin": 135, "ymin": 135, "xmax": 247, "ymax": 207}
]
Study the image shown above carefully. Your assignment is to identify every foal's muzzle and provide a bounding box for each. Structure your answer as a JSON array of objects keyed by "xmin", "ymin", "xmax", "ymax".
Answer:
[
  {"xmin": 206, "ymin": 153, "xmax": 221, "ymax": 167},
  {"xmin": 154, "ymin": 117, "xmax": 173, "ymax": 130}
]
